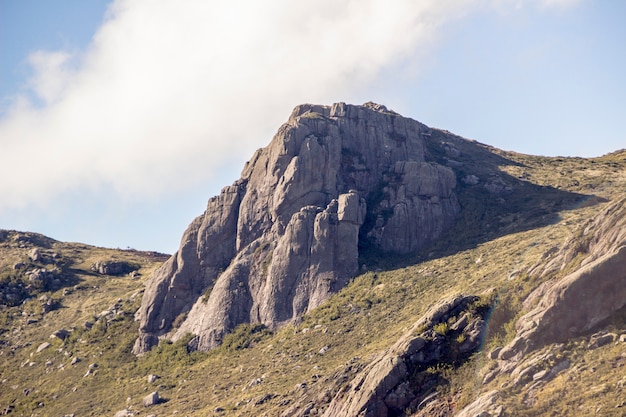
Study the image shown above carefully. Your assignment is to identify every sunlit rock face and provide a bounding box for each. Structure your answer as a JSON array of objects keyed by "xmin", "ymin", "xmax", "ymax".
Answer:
[{"xmin": 133, "ymin": 102, "xmax": 460, "ymax": 354}]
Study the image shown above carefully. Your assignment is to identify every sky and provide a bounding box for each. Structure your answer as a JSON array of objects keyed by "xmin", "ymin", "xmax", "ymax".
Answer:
[{"xmin": 0, "ymin": 0, "xmax": 624, "ymax": 253}]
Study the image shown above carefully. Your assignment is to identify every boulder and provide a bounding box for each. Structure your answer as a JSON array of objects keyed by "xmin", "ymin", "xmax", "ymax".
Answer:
[
  {"xmin": 455, "ymin": 390, "xmax": 502, "ymax": 417},
  {"xmin": 29, "ymin": 248, "xmax": 43, "ymax": 262},
  {"xmin": 36, "ymin": 342, "xmax": 51, "ymax": 353},
  {"xmin": 589, "ymin": 333, "xmax": 616, "ymax": 349},
  {"xmin": 91, "ymin": 261, "xmax": 138, "ymax": 276},
  {"xmin": 143, "ymin": 391, "xmax": 161, "ymax": 407},
  {"xmin": 50, "ymin": 329, "xmax": 71, "ymax": 341}
]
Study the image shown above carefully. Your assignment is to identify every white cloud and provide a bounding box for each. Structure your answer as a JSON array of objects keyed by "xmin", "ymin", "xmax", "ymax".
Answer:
[
  {"xmin": 0, "ymin": 0, "xmax": 583, "ymax": 213},
  {"xmin": 26, "ymin": 50, "xmax": 76, "ymax": 104}
]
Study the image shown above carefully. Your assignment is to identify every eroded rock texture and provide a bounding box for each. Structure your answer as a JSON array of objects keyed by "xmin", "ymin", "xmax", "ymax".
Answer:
[
  {"xmin": 320, "ymin": 295, "xmax": 488, "ymax": 417},
  {"xmin": 133, "ymin": 102, "xmax": 460, "ymax": 354},
  {"xmin": 499, "ymin": 197, "xmax": 626, "ymax": 361}
]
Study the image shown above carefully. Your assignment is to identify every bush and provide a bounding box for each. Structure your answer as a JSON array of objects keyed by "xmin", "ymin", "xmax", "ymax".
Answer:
[
  {"xmin": 433, "ymin": 322, "xmax": 450, "ymax": 336},
  {"xmin": 220, "ymin": 323, "xmax": 272, "ymax": 351}
]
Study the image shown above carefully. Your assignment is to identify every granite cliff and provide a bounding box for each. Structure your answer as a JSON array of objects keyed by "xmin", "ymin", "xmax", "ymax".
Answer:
[{"xmin": 133, "ymin": 102, "xmax": 460, "ymax": 353}]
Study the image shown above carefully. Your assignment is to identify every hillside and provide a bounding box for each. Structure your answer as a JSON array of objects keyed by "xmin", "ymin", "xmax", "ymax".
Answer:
[{"xmin": 0, "ymin": 104, "xmax": 625, "ymax": 416}]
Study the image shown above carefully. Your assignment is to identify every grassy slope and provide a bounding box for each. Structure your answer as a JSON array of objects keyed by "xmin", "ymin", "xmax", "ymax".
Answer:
[{"xmin": 0, "ymin": 147, "xmax": 624, "ymax": 417}]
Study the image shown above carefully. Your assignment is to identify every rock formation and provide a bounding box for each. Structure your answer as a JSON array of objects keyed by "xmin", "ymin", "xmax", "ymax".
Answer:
[
  {"xmin": 499, "ymin": 197, "xmax": 626, "ymax": 361},
  {"xmin": 133, "ymin": 102, "xmax": 460, "ymax": 354},
  {"xmin": 321, "ymin": 295, "xmax": 488, "ymax": 417}
]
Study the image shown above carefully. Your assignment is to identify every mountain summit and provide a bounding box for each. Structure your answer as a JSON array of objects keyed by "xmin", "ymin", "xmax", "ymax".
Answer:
[{"xmin": 133, "ymin": 102, "xmax": 461, "ymax": 354}]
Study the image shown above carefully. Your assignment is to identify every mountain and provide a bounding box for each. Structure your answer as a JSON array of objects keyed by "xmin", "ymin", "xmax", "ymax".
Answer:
[
  {"xmin": 0, "ymin": 102, "xmax": 624, "ymax": 417},
  {"xmin": 133, "ymin": 102, "xmax": 460, "ymax": 354}
]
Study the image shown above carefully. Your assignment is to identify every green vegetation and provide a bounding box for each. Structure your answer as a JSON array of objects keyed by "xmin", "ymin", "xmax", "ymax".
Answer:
[
  {"xmin": 220, "ymin": 323, "xmax": 272, "ymax": 352},
  {"xmin": 433, "ymin": 322, "xmax": 450, "ymax": 336}
]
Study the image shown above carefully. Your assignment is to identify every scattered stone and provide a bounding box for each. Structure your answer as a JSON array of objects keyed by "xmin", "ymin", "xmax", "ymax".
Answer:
[
  {"xmin": 50, "ymin": 329, "xmax": 71, "ymax": 341},
  {"xmin": 36, "ymin": 342, "xmax": 51, "ymax": 353},
  {"xmin": 318, "ymin": 345, "xmax": 329, "ymax": 355},
  {"xmin": 29, "ymin": 248, "xmax": 43, "ymax": 262},
  {"xmin": 143, "ymin": 391, "xmax": 161, "ymax": 407},
  {"xmin": 254, "ymin": 393, "xmax": 275, "ymax": 406},
  {"xmin": 2, "ymin": 405, "xmax": 15, "ymax": 414},
  {"xmin": 248, "ymin": 378, "xmax": 262, "ymax": 388},
  {"xmin": 113, "ymin": 410, "xmax": 132, "ymax": 417},
  {"xmin": 462, "ymin": 174, "xmax": 480, "ymax": 185},
  {"xmin": 482, "ymin": 369, "xmax": 498, "ymax": 385},
  {"xmin": 549, "ymin": 360, "xmax": 570, "ymax": 377},
  {"xmin": 147, "ymin": 374, "xmax": 159, "ymax": 383},
  {"xmin": 619, "ymin": 334, "xmax": 626, "ymax": 343},
  {"xmin": 484, "ymin": 177, "xmax": 513, "ymax": 195},
  {"xmin": 70, "ymin": 357, "xmax": 81, "ymax": 365},
  {"xmin": 489, "ymin": 347, "xmax": 502, "ymax": 360},
  {"xmin": 589, "ymin": 333, "xmax": 616, "ymax": 349}
]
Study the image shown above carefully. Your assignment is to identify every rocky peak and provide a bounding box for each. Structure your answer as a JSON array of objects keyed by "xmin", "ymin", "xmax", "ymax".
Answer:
[{"xmin": 133, "ymin": 102, "xmax": 460, "ymax": 354}]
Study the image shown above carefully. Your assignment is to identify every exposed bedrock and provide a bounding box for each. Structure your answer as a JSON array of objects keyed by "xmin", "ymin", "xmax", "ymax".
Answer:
[
  {"xmin": 499, "ymin": 198, "xmax": 626, "ymax": 362},
  {"xmin": 133, "ymin": 102, "xmax": 460, "ymax": 354}
]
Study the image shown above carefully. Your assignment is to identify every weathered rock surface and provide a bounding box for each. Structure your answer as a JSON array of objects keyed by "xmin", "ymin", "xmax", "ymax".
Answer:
[
  {"xmin": 134, "ymin": 102, "xmax": 460, "ymax": 354},
  {"xmin": 455, "ymin": 390, "xmax": 502, "ymax": 417},
  {"xmin": 320, "ymin": 294, "xmax": 488, "ymax": 417},
  {"xmin": 499, "ymin": 198, "xmax": 626, "ymax": 361},
  {"xmin": 143, "ymin": 391, "xmax": 161, "ymax": 407},
  {"xmin": 91, "ymin": 260, "xmax": 138, "ymax": 276}
]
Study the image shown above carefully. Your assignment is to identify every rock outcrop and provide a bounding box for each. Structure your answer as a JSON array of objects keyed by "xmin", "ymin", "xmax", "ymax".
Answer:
[
  {"xmin": 499, "ymin": 197, "xmax": 626, "ymax": 361},
  {"xmin": 90, "ymin": 260, "xmax": 138, "ymax": 276},
  {"xmin": 320, "ymin": 294, "xmax": 488, "ymax": 417},
  {"xmin": 133, "ymin": 102, "xmax": 460, "ymax": 354}
]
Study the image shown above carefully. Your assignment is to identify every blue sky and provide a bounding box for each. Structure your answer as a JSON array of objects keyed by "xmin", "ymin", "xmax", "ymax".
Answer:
[{"xmin": 0, "ymin": 0, "xmax": 624, "ymax": 253}]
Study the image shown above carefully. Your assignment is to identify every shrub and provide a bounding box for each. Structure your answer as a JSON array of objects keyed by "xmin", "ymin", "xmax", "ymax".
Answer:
[
  {"xmin": 220, "ymin": 323, "xmax": 271, "ymax": 351},
  {"xmin": 433, "ymin": 322, "xmax": 450, "ymax": 336}
]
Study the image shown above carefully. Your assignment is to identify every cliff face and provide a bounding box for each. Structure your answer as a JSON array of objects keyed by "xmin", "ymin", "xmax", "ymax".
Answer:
[{"xmin": 133, "ymin": 102, "xmax": 460, "ymax": 354}]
